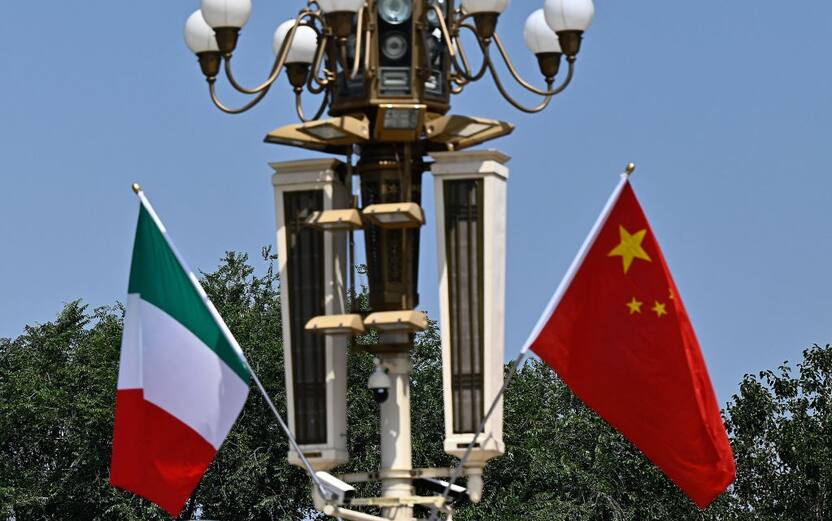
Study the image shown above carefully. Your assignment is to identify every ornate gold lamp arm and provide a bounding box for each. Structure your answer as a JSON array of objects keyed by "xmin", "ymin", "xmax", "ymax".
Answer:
[
  {"xmin": 364, "ymin": 20, "xmax": 372, "ymax": 74},
  {"xmin": 307, "ymin": 33, "xmax": 333, "ymax": 94},
  {"xmin": 222, "ymin": 51, "xmax": 285, "ymax": 95},
  {"xmin": 348, "ymin": 6, "xmax": 366, "ymax": 80},
  {"xmin": 551, "ymin": 58, "xmax": 575, "ymax": 94},
  {"xmin": 295, "ymin": 90, "xmax": 331, "ymax": 122},
  {"xmin": 221, "ymin": 11, "xmax": 317, "ymax": 96},
  {"xmin": 449, "ymin": 23, "xmax": 490, "ymax": 84},
  {"xmin": 486, "ymin": 59, "xmax": 555, "ymax": 114},
  {"xmin": 454, "ymin": 34, "xmax": 474, "ymax": 80},
  {"xmin": 431, "ymin": 4, "xmax": 457, "ymax": 61},
  {"xmin": 492, "ymin": 33, "xmax": 574, "ymax": 97},
  {"xmin": 440, "ymin": 5, "xmax": 584, "ymax": 112},
  {"xmin": 208, "ymin": 81, "xmax": 272, "ymax": 114}
]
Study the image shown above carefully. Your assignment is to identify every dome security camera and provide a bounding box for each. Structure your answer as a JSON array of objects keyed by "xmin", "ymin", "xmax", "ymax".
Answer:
[{"xmin": 368, "ymin": 362, "xmax": 392, "ymax": 404}]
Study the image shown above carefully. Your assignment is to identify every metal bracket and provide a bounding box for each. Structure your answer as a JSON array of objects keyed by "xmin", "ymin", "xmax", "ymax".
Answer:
[{"xmin": 339, "ymin": 468, "xmax": 455, "ymax": 483}]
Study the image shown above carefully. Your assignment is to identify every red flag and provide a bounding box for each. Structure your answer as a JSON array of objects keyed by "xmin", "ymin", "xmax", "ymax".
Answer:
[{"xmin": 527, "ymin": 175, "xmax": 735, "ymax": 509}]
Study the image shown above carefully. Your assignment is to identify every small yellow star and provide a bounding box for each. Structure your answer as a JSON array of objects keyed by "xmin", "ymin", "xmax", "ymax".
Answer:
[
  {"xmin": 669, "ymin": 288, "xmax": 675, "ymax": 300},
  {"xmin": 652, "ymin": 301, "xmax": 668, "ymax": 317},
  {"xmin": 608, "ymin": 226, "xmax": 652, "ymax": 274},
  {"xmin": 626, "ymin": 297, "xmax": 643, "ymax": 315}
]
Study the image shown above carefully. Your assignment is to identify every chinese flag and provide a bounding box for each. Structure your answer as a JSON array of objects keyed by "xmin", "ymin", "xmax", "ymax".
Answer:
[{"xmin": 530, "ymin": 176, "xmax": 735, "ymax": 509}]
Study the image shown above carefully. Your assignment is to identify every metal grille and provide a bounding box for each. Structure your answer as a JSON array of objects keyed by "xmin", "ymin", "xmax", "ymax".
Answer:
[
  {"xmin": 358, "ymin": 149, "xmax": 423, "ymax": 311},
  {"xmin": 444, "ymin": 179, "xmax": 485, "ymax": 434},
  {"xmin": 284, "ymin": 190, "xmax": 327, "ymax": 445},
  {"xmin": 378, "ymin": 1, "xmax": 413, "ymax": 96}
]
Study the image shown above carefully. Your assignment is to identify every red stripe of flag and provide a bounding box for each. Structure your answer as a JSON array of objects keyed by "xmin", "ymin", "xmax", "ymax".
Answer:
[{"xmin": 110, "ymin": 390, "xmax": 216, "ymax": 517}]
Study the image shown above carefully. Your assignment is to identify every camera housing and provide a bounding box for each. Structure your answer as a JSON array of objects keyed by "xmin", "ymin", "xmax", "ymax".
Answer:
[
  {"xmin": 315, "ymin": 471, "xmax": 356, "ymax": 506},
  {"xmin": 368, "ymin": 363, "xmax": 392, "ymax": 404}
]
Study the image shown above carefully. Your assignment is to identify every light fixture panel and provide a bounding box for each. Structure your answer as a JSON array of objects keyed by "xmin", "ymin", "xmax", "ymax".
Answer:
[
  {"xmin": 374, "ymin": 104, "xmax": 426, "ymax": 142},
  {"xmin": 362, "ymin": 202, "xmax": 425, "ymax": 229},
  {"xmin": 364, "ymin": 310, "xmax": 428, "ymax": 333},
  {"xmin": 383, "ymin": 107, "xmax": 420, "ymax": 129},
  {"xmin": 266, "ymin": 116, "xmax": 371, "ymax": 153},
  {"xmin": 426, "ymin": 114, "xmax": 515, "ymax": 151},
  {"xmin": 305, "ymin": 126, "xmax": 349, "ymax": 141},
  {"xmin": 306, "ymin": 314, "xmax": 366, "ymax": 336},
  {"xmin": 306, "ymin": 209, "xmax": 363, "ymax": 231}
]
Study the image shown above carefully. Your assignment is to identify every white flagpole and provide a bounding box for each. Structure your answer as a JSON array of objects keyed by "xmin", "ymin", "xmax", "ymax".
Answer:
[
  {"xmin": 129, "ymin": 183, "xmax": 331, "ymax": 503},
  {"xmin": 427, "ymin": 163, "xmax": 636, "ymax": 521},
  {"xmin": 517, "ymin": 163, "xmax": 633, "ymax": 355}
]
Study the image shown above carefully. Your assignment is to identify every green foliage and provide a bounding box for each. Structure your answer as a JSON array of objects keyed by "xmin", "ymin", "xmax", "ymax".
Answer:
[
  {"xmin": 0, "ymin": 302, "xmax": 162, "ymax": 520},
  {"xmin": 1, "ymin": 252, "xmax": 829, "ymax": 520},
  {"xmin": 186, "ymin": 250, "xmax": 314, "ymax": 521},
  {"xmin": 724, "ymin": 345, "xmax": 832, "ymax": 520},
  {"xmin": 452, "ymin": 360, "xmax": 736, "ymax": 521}
]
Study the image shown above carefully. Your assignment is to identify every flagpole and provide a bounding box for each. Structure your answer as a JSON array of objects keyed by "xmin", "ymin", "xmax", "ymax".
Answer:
[
  {"xmin": 517, "ymin": 162, "xmax": 633, "ymax": 356},
  {"xmin": 129, "ymin": 183, "xmax": 332, "ymax": 503},
  {"xmin": 426, "ymin": 163, "xmax": 636, "ymax": 521}
]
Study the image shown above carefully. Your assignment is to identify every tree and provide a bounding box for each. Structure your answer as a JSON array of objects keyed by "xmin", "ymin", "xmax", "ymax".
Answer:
[
  {"xmin": 724, "ymin": 345, "xmax": 831, "ymax": 520},
  {"xmin": 1, "ymin": 252, "xmax": 829, "ymax": 520},
  {"xmin": 0, "ymin": 302, "xmax": 162, "ymax": 520},
  {"xmin": 452, "ymin": 359, "xmax": 736, "ymax": 521}
]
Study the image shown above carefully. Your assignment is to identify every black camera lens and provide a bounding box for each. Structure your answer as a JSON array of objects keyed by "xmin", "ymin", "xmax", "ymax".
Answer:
[
  {"xmin": 379, "ymin": 0, "xmax": 412, "ymax": 25},
  {"xmin": 382, "ymin": 33, "xmax": 408, "ymax": 61},
  {"xmin": 372, "ymin": 388, "xmax": 390, "ymax": 404}
]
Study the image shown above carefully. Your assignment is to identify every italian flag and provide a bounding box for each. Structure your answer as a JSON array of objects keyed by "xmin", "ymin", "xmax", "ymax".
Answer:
[{"xmin": 110, "ymin": 192, "xmax": 250, "ymax": 517}]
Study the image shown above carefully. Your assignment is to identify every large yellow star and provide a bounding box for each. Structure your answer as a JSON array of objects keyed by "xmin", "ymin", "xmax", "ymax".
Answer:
[
  {"xmin": 626, "ymin": 297, "xmax": 643, "ymax": 315},
  {"xmin": 608, "ymin": 226, "xmax": 652, "ymax": 274}
]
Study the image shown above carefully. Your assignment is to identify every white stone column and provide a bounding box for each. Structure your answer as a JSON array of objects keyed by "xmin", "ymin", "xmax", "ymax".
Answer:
[
  {"xmin": 431, "ymin": 150, "xmax": 509, "ymax": 501},
  {"xmin": 379, "ymin": 346, "xmax": 414, "ymax": 520},
  {"xmin": 271, "ymin": 158, "xmax": 351, "ymax": 472}
]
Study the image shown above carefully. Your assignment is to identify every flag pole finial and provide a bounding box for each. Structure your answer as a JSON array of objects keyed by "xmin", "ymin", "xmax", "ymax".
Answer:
[
  {"xmin": 131, "ymin": 183, "xmax": 142, "ymax": 194},
  {"xmin": 625, "ymin": 163, "xmax": 636, "ymax": 176}
]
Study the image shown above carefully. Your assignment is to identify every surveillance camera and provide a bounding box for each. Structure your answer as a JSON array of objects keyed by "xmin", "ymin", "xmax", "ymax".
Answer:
[
  {"xmin": 367, "ymin": 364, "xmax": 391, "ymax": 404},
  {"xmin": 415, "ymin": 478, "xmax": 468, "ymax": 505},
  {"xmin": 315, "ymin": 471, "xmax": 356, "ymax": 506}
]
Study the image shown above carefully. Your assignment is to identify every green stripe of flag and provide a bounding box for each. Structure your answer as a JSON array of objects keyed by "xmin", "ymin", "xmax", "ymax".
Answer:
[{"xmin": 127, "ymin": 205, "xmax": 250, "ymax": 382}]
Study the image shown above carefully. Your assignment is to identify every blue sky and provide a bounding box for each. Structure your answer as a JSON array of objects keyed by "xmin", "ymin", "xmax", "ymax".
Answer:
[{"xmin": 1, "ymin": 1, "xmax": 830, "ymax": 407}]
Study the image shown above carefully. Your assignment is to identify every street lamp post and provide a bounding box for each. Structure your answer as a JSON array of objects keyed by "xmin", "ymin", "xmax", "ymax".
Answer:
[{"xmin": 183, "ymin": 0, "xmax": 595, "ymax": 519}]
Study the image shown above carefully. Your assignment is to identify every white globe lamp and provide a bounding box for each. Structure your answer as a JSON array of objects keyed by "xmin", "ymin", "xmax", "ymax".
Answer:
[
  {"xmin": 201, "ymin": 0, "xmax": 252, "ymax": 28},
  {"xmin": 460, "ymin": 0, "xmax": 510, "ymax": 39},
  {"xmin": 273, "ymin": 22, "xmax": 319, "ymax": 64},
  {"xmin": 273, "ymin": 21, "xmax": 319, "ymax": 90},
  {"xmin": 318, "ymin": 0, "xmax": 365, "ymax": 39},
  {"xmin": 460, "ymin": 0, "xmax": 509, "ymax": 14},
  {"xmin": 201, "ymin": 0, "xmax": 252, "ymax": 55},
  {"xmin": 543, "ymin": 0, "xmax": 595, "ymax": 57},
  {"xmin": 524, "ymin": 9, "xmax": 561, "ymax": 54},
  {"xmin": 184, "ymin": 10, "xmax": 222, "ymax": 79},
  {"xmin": 524, "ymin": 9, "xmax": 563, "ymax": 79},
  {"xmin": 184, "ymin": 11, "xmax": 219, "ymax": 55}
]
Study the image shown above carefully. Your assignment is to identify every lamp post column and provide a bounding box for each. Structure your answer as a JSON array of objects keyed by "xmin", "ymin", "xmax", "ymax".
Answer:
[
  {"xmin": 358, "ymin": 142, "xmax": 424, "ymax": 521},
  {"xmin": 379, "ymin": 348, "xmax": 414, "ymax": 521}
]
